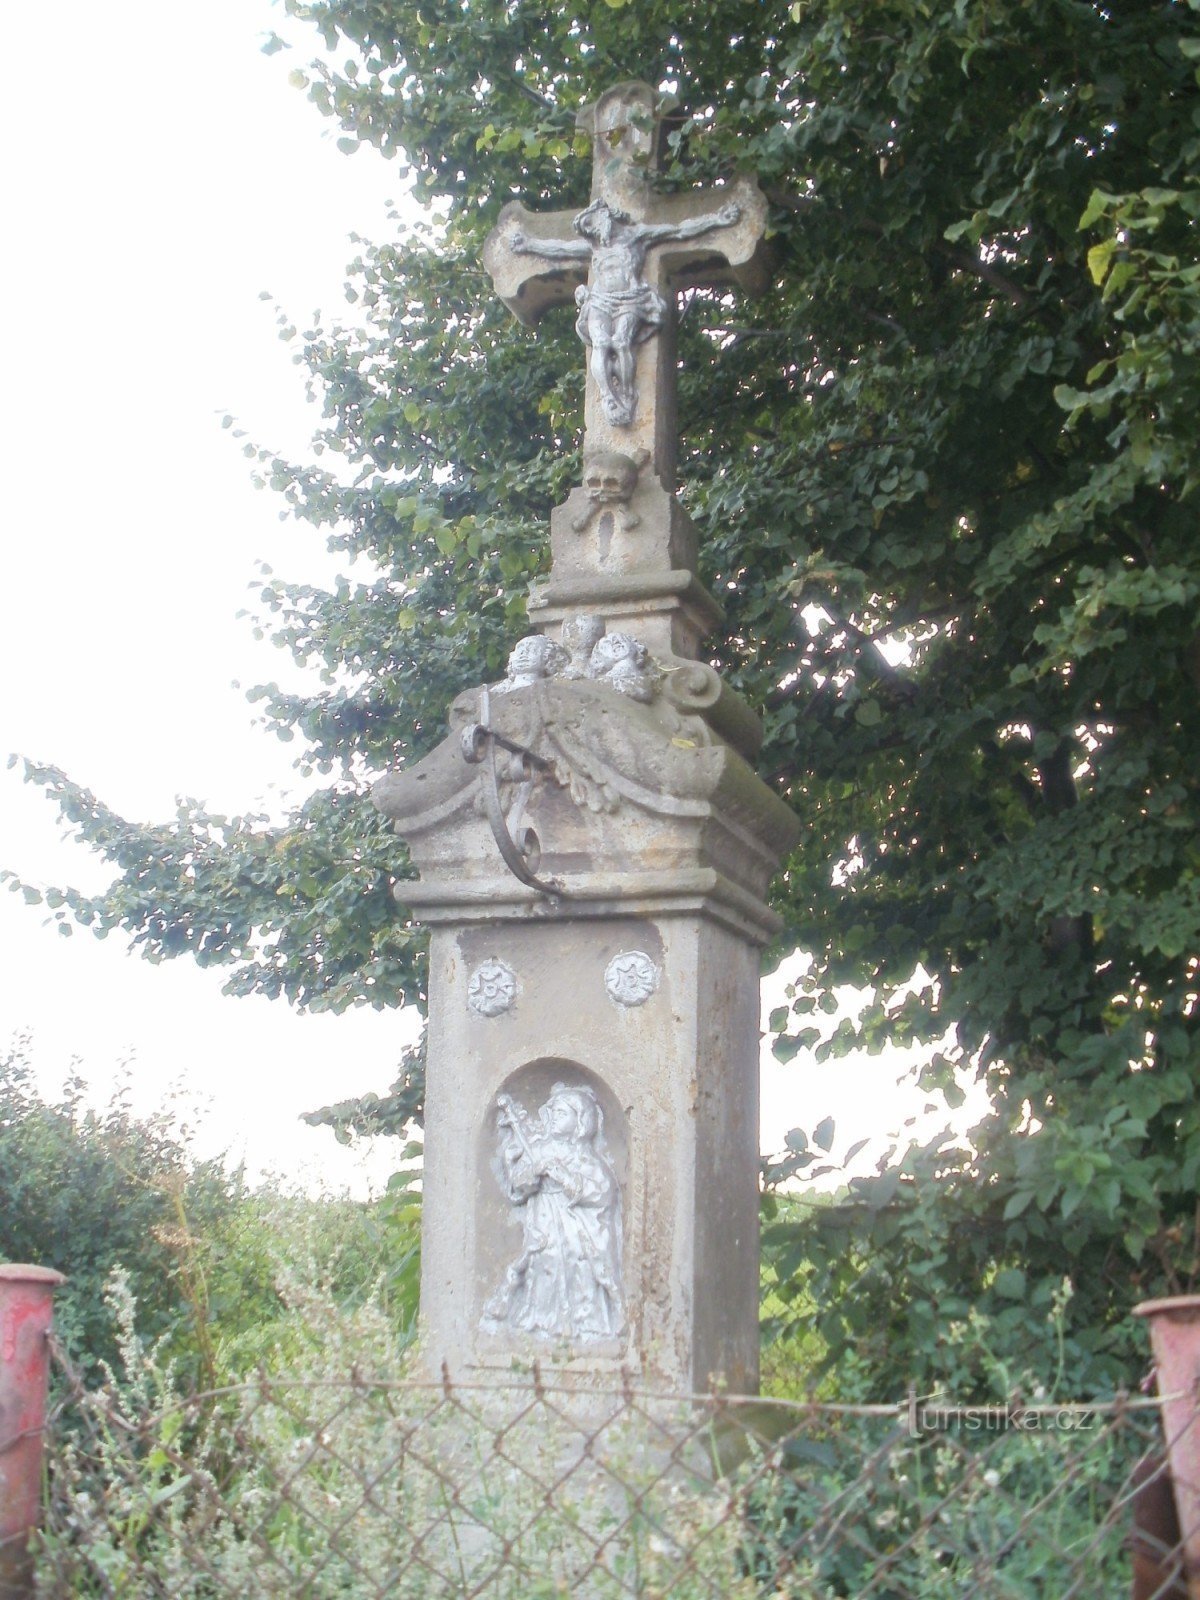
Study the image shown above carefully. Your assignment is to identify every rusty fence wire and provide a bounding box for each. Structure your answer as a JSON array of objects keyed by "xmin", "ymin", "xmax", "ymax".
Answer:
[{"xmin": 28, "ymin": 1349, "xmax": 1193, "ymax": 1598}]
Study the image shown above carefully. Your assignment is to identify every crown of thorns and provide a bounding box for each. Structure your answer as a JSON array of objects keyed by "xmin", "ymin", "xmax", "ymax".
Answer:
[{"xmin": 573, "ymin": 199, "xmax": 632, "ymax": 234}]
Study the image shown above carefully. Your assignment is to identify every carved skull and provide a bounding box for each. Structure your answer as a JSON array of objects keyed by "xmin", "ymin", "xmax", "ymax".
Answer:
[{"xmin": 582, "ymin": 450, "xmax": 639, "ymax": 506}]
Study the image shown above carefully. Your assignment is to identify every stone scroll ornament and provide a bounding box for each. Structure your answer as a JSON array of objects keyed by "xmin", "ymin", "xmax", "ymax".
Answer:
[
  {"xmin": 481, "ymin": 1083, "xmax": 625, "ymax": 1342},
  {"xmin": 509, "ymin": 198, "xmax": 741, "ymax": 427}
]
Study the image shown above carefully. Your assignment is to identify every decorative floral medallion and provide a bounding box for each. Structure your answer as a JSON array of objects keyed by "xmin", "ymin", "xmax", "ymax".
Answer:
[
  {"xmin": 468, "ymin": 958, "xmax": 518, "ymax": 1018},
  {"xmin": 604, "ymin": 950, "xmax": 659, "ymax": 1008}
]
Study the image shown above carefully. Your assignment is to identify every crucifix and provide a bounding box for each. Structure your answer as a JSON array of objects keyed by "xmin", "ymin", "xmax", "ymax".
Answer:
[
  {"xmin": 374, "ymin": 82, "xmax": 798, "ymax": 1395},
  {"xmin": 483, "ymin": 82, "xmax": 770, "ymax": 493}
]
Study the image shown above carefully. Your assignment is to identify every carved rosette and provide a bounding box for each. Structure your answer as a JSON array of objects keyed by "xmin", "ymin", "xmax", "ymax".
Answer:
[
  {"xmin": 467, "ymin": 958, "xmax": 518, "ymax": 1017},
  {"xmin": 604, "ymin": 950, "xmax": 660, "ymax": 1008}
]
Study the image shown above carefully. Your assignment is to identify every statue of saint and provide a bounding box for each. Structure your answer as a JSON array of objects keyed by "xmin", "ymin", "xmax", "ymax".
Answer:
[
  {"xmin": 511, "ymin": 198, "xmax": 741, "ymax": 426},
  {"xmin": 481, "ymin": 1082, "xmax": 624, "ymax": 1342}
]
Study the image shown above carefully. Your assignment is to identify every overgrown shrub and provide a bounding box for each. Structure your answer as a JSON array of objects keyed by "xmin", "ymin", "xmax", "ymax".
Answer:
[{"xmin": 0, "ymin": 1041, "xmax": 421, "ymax": 1387}]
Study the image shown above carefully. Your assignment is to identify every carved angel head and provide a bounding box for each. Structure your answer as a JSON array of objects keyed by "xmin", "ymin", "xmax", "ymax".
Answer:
[
  {"xmin": 588, "ymin": 631, "xmax": 659, "ymax": 702},
  {"xmin": 502, "ymin": 633, "xmax": 567, "ymax": 689},
  {"xmin": 589, "ymin": 632, "xmax": 647, "ymax": 674}
]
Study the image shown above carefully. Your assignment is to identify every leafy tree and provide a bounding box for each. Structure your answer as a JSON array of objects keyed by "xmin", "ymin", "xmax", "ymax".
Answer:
[
  {"xmin": 0, "ymin": 1041, "xmax": 422, "ymax": 1385},
  {"xmin": 0, "ymin": 1041, "xmax": 240, "ymax": 1383},
  {"xmin": 9, "ymin": 0, "xmax": 1200, "ymax": 1390}
]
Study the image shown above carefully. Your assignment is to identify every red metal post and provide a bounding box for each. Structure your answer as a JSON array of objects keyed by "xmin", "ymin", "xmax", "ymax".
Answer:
[
  {"xmin": 1135, "ymin": 1295, "xmax": 1200, "ymax": 1599},
  {"xmin": 0, "ymin": 1265, "xmax": 66, "ymax": 1600}
]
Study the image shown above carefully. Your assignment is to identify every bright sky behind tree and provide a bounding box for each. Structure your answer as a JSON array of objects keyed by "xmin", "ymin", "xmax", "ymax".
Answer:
[{"xmin": 0, "ymin": 0, "xmax": 983, "ymax": 1193}]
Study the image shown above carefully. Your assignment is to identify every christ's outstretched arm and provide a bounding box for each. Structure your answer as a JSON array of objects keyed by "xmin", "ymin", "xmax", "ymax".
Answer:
[
  {"xmin": 510, "ymin": 230, "xmax": 592, "ymax": 263},
  {"xmin": 632, "ymin": 202, "xmax": 741, "ymax": 250}
]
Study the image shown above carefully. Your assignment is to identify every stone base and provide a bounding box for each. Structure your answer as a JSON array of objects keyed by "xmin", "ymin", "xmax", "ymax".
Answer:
[{"xmin": 418, "ymin": 910, "xmax": 762, "ymax": 1393}]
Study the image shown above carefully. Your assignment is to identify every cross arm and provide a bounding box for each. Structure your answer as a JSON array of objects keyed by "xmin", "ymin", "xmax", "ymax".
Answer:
[
  {"xmin": 483, "ymin": 201, "xmax": 587, "ymax": 327},
  {"xmin": 640, "ymin": 178, "xmax": 772, "ymax": 298}
]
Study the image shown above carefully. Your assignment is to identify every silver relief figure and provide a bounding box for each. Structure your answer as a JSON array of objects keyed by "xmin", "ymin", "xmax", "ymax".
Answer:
[
  {"xmin": 481, "ymin": 1083, "xmax": 624, "ymax": 1342},
  {"xmin": 510, "ymin": 199, "xmax": 740, "ymax": 427}
]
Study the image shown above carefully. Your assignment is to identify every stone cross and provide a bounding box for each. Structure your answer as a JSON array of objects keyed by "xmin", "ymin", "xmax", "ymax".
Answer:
[
  {"xmin": 483, "ymin": 82, "xmax": 769, "ymax": 492},
  {"xmin": 373, "ymin": 83, "xmax": 799, "ymax": 1396}
]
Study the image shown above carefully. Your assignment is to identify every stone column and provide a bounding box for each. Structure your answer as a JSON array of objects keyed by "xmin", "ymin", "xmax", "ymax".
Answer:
[{"xmin": 376, "ymin": 676, "xmax": 797, "ymax": 1390}]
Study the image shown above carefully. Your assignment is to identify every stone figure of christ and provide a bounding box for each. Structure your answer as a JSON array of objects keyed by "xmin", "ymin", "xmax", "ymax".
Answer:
[
  {"xmin": 481, "ymin": 1083, "xmax": 625, "ymax": 1342},
  {"xmin": 510, "ymin": 197, "xmax": 741, "ymax": 427}
]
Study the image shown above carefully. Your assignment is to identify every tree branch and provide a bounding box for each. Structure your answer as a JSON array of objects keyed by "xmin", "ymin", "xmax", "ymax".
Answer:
[{"xmin": 934, "ymin": 241, "xmax": 1030, "ymax": 309}]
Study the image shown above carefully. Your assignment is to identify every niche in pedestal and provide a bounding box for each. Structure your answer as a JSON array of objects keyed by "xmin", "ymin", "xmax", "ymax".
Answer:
[{"xmin": 476, "ymin": 1060, "xmax": 628, "ymax": 1357}]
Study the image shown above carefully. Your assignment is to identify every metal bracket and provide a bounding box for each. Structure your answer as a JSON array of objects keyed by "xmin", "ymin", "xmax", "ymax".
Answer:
[{"xmin": 461, "ymin": 687, "xmax": 567, "ymax": 899}]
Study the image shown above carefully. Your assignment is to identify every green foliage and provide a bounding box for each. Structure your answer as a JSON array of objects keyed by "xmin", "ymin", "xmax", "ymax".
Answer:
[
  {"xmin": 9, "ymin": 0, "xmax": 1200, "ymax": 1388},
  {"xmin": 4, "ymin": 759, "xmax": 422, "ymax": 1013},
  {"xmin": 763, "ymin": 1145, "xmax": 1131, "ymax": 1397},
  {"xmin": 39, "ymin": 1287, "xmax": 1150, "ymax": 1598},
  {"xmin": 41, "ymin": 1306, "xmax": 763, "ymax": 1598},
  {"xmin": 304, "ymin": 1030, "xmax": 427, "ymax": 1140},
  {"xmin": 188, "ymin": 1173, "xmax": 422, "ymax": 1380},
  {"xmin": 739, "ymin": 1407, "xmax": 1145, "ymax": 1597},
  {"xmin": 0, "ymin": 1041, "xmax": 241, "ymax": 1384},
  {"xmin": 0, "ymin": 1043, "xmax": 421, "ymax": 1386}
]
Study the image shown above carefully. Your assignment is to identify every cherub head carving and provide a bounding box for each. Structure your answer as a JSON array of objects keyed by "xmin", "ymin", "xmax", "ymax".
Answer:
[
  {"xmin": 588, "ymin": 632, "xmax": 660, "ymax": 703},
  {"xmin": 497, "ymin": 633, "xmax": 567, "ymax": 692}
]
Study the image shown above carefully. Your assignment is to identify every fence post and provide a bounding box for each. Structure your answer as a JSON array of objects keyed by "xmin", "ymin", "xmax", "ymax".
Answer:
[
  {"xmin": 1135, "ymin": 1295, "xmax": 1200, "ymax": 1599},
  {"xmin": 0, "ymin": 1264, "xmax": 66, "ymax": 1600}
]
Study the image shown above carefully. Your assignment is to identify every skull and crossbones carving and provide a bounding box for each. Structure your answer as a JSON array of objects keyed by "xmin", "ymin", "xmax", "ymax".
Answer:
[{"xmin": 571, "ymin": 449, "xmax": 647, "ymax": 534}]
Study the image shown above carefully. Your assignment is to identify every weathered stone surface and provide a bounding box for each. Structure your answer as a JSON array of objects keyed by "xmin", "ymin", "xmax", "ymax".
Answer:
[
  {"xmin": 375, "ymin": 670, "xmax": 797, "ymax": 1387},
  {"xmin": 483, "ymin": 81, "xmax": 771, "ymax": 490},
  {"xmin": 373, "ymin": 676, "xmax": 798, "ymax": 938},
  {"xmin": 484, "ymin": 82, "xmax": 773, "ymax": 673},
  {"xmin": 554, "ymin": 474, "xmax": 692, "ymax": 575},
  {"xmin": 418, "ymin": 910, "xmax": 765, "ymax": 1390},
  {"xmin": 375, "ymin": 81, "xmax": 793, "ymax": 1393},
  {"xmin": 527, "ymin": 566, "xmax": 722, "ymax": 665}
]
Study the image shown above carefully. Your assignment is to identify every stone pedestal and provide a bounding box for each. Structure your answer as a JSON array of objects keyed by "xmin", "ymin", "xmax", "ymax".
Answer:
[
  {"xmin": 421, "ymin": 915, "xmax": 762, "ymax": 1390},
  {"xmin": 375, "ymin": 677, "xmax": 798, "ymax": 1390}
]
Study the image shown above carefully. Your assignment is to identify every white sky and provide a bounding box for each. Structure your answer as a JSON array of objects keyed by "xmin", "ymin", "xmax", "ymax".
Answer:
[{"xmin": 0, "ymin": 0, "xmax": 984, "ymax": 1196}]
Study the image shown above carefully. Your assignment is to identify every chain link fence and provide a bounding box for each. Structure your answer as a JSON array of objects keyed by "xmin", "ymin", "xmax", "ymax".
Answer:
[{"xmin": 25, "ymin": 1341, "xmax": 1192, "ymax": 1598}]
